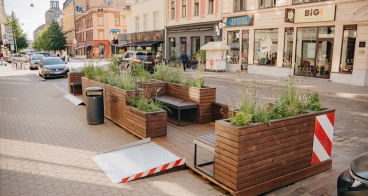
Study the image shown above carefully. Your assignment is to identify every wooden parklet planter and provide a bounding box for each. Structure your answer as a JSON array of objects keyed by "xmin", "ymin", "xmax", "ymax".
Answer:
[
  {"xmin": 138, "ymin": 81, "xmax": 167, "ymax": 98},
  {"xmin": 214, "ymin": 109, "xmax": 335, "ymax": 196},
  {"xmin": 81, "ymin": 77, "xmax": 167, "ymax": 138},
  {"xmin": 166, "ymin": 83, "xmax": 216, "ymax": 124},
  {"xmin": 68, "ymin": 73, "xmax": 85, "ymax": 94}
]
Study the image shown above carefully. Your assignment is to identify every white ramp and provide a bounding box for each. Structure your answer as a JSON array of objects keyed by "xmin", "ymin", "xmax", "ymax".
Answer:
[
  {"xmin": 63, "ymin": 94, "xmax": 83, "ymax": 105},
  {"xmin": 93, "ymin": 138, "xmax": 186, "ymax": 183}
]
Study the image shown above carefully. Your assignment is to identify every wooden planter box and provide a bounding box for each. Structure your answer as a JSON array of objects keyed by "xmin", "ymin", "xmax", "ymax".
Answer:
[
  {"xmin": 68, "ymin": 73, "xmax": 85, "ymax": 94},
  {"xmin": 82, "ymin": 77, "xmax": 167, "ymax": 138},
  {"xmin": 138, "ymin": 81, "xmax": 167, "ymax": 98},
  {"xmin": 166, "ymin": 83, "xmax": 216, "ymax": 124},
  {"xmin": 214, "ymin": 109, "xmax": 335, "ymax": 196}
]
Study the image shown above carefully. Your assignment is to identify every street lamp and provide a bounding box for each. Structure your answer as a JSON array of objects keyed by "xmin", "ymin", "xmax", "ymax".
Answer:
[{"xmin": 30, "ymin": 3, "xmax": 34, "ymax": 7}]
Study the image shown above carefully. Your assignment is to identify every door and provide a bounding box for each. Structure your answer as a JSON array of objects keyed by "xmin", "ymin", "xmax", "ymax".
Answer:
[
  {"xmin": 315, "ymin": 39, "xmax": 333, "ymax": 78},
  {"xmin": 241, "ymin": 30, "xmax": 249, "ymax": 70}
]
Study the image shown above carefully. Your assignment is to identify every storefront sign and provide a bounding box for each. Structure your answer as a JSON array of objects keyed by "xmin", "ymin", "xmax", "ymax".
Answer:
[
  {"xmin": 255, "ymin": 16, "xmax": 284, "ymax": 23},
  {"xmin": 359, "ymin": 42, "xmax": 366, "ymax": 48},
  {"xmin": 337, "ymin": 9, "xmax": 358, "ymax": 17},
  {"xmin": 131, "ymin": 30, "xmax": 164, "ymax": 42},
  {"xmin": 358, "ymin": 50, "xmax": 365, "ymax": 54},
  {"xmin": 285, "ymin": 9, "xmax": 295, "ymax": 23},
  {"xmin": 294, "ymin": 5, "xmax": 336, "ymax": 23},
  {"xmin": 226, "ymin": 15, "xmax": 253, "ymax": 27}
]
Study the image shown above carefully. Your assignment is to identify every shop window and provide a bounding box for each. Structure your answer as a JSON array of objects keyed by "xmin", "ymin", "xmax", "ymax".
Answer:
[
  {"xmin": 205, "ymin": 36, "xmax": 214, "ymax": 44},
  {"xmin": 259, "ymin": 0, "xmax": 276, "ymax": 9},
  {"xmin": 254, "ymin": 29, "xmax": 278, "ymax": 65},
  {"xmin": 294, "ymin": 27, "xmax": 317, "ymax": 77},
  {"xmin": 154, "ymin": 12, "xmax": 159, "ymax": 30},
  {"xmin": 191, "ymin": 37, "xmax": 200, "ymax": 60},
  {"xmin": 194, "ymin": 0, "xmax": 199, "ymax": 16},
  {"xmin": 340, "ymin": 26, "xmax": 357, "ymax": 73},
  {"xmin": 114, "ymin": 16, "xmax": 120, "ymax": 26},
  {"xmin": 242, "ymin": 30, "xmax": 249, "ymax": 70},
  {"xmin": 171, "ymin": 2, "xmax": 175, "ymax": 20},
  {"xmin": 227, "ymin": 31, "xmax": 240, "ymax": 64},
  {"xmin": 180, "ymin": 37, "xmax": 187, "ymax": 53},
  {"xmin": 144, "ymin": 14, "xmax": 148, "ymax": 31},
  {"xmin": 234, "ymin": 0, "xmax": 246, "ymax": 12},
  {"xmin": 283, "ymin": 28, "xmax": 294, "ymax": 67},
  {"xmin": 135, "ymin": 16, "xmax": 139, "ymax": 31},
  {"xmin": 293, "ymin": 0, "xmax": 326, "ymax": 4},
  {"xmin": 182, "ymin": 0, "xmax": 186, "ymax": 18},
  {"xmin": 318, "ymin": 27, "xmax": 335, "ymax": 38},
  {"xmin": 170, "ymin": 38, "xmax": 176, "ymax": 58},
  {"xmin": 208, "ymin": 0, "xmax": 214, "ymax": 14}
]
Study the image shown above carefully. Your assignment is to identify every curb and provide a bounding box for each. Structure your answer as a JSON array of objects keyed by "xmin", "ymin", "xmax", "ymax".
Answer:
[{"xmin": 187, "ymin": 74, "xmax": 368, "ymax": 101}]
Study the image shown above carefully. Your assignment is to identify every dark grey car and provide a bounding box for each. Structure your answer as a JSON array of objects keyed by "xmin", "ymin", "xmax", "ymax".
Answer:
[
  {"xmin": 38, "ymin": 57, "xmax": 69, "ymax": 78},
  {"xmin": 337, "ymin": 153, "xmax": 368, "ymax": 195},
  {"xmin": 29, "ymin": 54, "xmax": 45, "ymax": 70}
]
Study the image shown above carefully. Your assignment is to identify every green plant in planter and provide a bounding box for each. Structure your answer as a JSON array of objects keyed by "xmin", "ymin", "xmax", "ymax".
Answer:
[
  {"xmin": 128, "ymin": 90, "xmax": 171, "ymax": 113},
  {"xmin": 152, "ymin": 63, "xmax": 183, "ymax": 84},
  {"xmin": 230, "ymin": 112, "xmax": 253, "ymax": 126},
  {"xmin": 195, "ymin": 50, "xmax": 206, "ymax": 64},
  {"xmin": 115, "ymin": 67, "xmax": 138, "ymax": 90},
  {"xmin": 184, "ymin": 65, "xmax": 204, "ymax": 88},
  {"xmin": 70, "ymin": 67, "xmax": 85, "ymax": 73},
  {"xmin": 83, "ymin": 61, "xmax": 96, "ymax": 80},
  {"xmin": 133, "ymin": 65, "xmax": 153, "ymax": 84},
  {"xmin": 307, "ymin": 92, "xmax": 324, "ymax": 111}
]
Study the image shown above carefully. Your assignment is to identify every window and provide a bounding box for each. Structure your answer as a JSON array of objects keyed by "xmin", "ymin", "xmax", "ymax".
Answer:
[
  {"xmin": 208, "ymin": 0, "xmax": 214, "ymax": 14},
  {"xmin": 205, "ymin": 36, "xmax": 214, "ymax": 44},
  {"xmin": 98, "ymin": 15, "xmax": 104, "ymax": 26},
  {"xmin": 259, "ymin": 0, "xmax": 276, "ymax": 9},
  {"xmin": 144, "ymin": 14, "xmax": 148, "ymax": 31},
  {"xmin": 293, "ymin": 0, "xmax": 322, "ymax": 4},
  {"xmin": 340, "ymin": 26, "xmax": 357, "ymax": 73},
  {"xmin": 180, "ymin": 37, "xmax": 187, "ymax": 53},
  {"xmin": 171, "ymin": 2, "xmax": 175, "ymax": 20},
  {"xmin": 194, "ymin": 0, "xmax": 199, "ymax": 16},
  {"xmin": 182, "ymin": 0, "xmax": 186, "ymax": 18},
  {"xmin": 114, "ymin": 16, "xmax": 120, "ymax": 26},
  {"xmin": 154, "ymin": 12, "xmax": 159, "ymax": 30},
  {"xmin": 283, "ymin": 28, "xmax": 294, "ymax": 67},
  {"xmin": 191, "ymin": 37, "xmax": 200, "ymax": 60},
  {"xmin": 294, "ymin": 27, "xmax": 317, "ymax": 76},
  {"xmin": 135, "ymin": 16, "xmax": 139, "ymax": 31},
  {"xmin": 242, "ymin": 30, "xmax": 249, "ymax": 70},
  {"xmin": 227, "ymin": 31, "xmax": 240, "ymax": 64},
  {"xmin": 234, "ymin": 0, "xmax": 246, "ymax": 12},
  {"xmin": 170, "ymin": 38, "xmax": 176, "ymax": 57},
  {"xmin": 254, "ymin": 29, "xmax": 278, "ymax": 65}
]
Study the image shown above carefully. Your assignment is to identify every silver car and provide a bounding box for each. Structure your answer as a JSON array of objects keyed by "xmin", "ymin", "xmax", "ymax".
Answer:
[
  {"xmin": 29, "ymin": 54, "xmax": 45, "ymax": 70},
  {"xmin": 38, "ymin": 57, "xmax": 69, "ymax": 79}
]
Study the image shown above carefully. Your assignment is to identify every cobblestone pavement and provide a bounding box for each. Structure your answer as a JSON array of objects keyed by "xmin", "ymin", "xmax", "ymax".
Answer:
[{"xmin": 1, "ymin": 66, "xmax": 368, "ymax": 196}]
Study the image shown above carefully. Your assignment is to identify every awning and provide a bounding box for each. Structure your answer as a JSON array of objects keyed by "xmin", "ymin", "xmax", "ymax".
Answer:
[
  {"xmin": 122, "ymin": 41, "xmax": 163, "ymax": 47},
  {"xmin": 74, "ymin": 46, "xmax": 86, "ymax": 49}
]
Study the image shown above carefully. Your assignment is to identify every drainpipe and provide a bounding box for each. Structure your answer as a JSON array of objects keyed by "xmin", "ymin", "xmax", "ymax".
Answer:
[{"xmin": 164, "ymin": 0, "xmax": 167, "ymax": 60}]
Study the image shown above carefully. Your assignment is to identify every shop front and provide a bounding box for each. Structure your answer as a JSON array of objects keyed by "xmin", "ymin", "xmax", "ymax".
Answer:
[
  {"xmin": 75, "ymin": 43, "xmax": 87, "ymax": 59},
  {"xmin": 223, "ymin": 2, "xmax": 368, "ymax": 86},
  {"xmin": 166, "ymin": 23, "xmax": 217, "ymax": 61}
]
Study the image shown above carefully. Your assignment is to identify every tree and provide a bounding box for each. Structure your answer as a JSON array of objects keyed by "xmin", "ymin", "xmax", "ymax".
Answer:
[
  {"xmin": 33, "ymin": 20, "xmax": 66, "ymax": 51},
  {"xmin": 5, "ymin": 11, "xmax": 28, "ymax": 52}
]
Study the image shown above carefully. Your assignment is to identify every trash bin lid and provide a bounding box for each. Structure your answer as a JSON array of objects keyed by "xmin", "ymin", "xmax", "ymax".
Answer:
[{"xmin": 86, "ymin": 87, "xmax": 103, "ymax": 92}]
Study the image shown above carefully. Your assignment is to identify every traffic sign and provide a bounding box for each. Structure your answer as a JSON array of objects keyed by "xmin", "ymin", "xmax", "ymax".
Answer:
[{"xmin": 73, "ymin": 38, "xmax": 77, "ymax": 44}]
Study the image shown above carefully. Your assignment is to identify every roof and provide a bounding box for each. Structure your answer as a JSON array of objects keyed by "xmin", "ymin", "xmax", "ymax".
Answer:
[
  {"xmin": 200, "ymin": 42, "xmax": 231, "ymax": 51},
  {"xmin": 36, "ymin": 24, "xmax": 46, "ymax": 31}
]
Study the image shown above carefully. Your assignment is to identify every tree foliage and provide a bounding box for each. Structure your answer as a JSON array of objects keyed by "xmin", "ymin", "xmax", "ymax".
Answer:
[
  {"xmin": 33, "ymin": 20, "xmax": 66, "ymax": 51},
  {"xmin": 5, "ymin": 11, "xmax": 28, "ymax": 52}
]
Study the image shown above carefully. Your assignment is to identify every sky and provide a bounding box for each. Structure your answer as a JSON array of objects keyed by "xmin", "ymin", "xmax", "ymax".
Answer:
[{"xmin": 5, "ymin": 0, "xmax": 54, "ymax": 40}]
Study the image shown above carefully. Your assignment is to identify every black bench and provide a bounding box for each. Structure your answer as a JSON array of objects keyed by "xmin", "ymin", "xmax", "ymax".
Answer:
[
  {"xmin": 70, "ymin": 82, "xmax": 82, "ymax": 95},
  {"xmin": 156, "ymin": 95, "xmax": 198, "ymax": 126},
  {"xmin": 194, "ymin": 133, "xmax": 215, "ymax": 177}
]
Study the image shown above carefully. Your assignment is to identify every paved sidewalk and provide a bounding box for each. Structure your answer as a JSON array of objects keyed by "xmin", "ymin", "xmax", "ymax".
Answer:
[
  {"xmin": 184, "ymin": 69, "xmax": 368, "ymax": 100},
  {"xmin": 0, "ymin": 66, "xmax": 225, "ymax": 196}
]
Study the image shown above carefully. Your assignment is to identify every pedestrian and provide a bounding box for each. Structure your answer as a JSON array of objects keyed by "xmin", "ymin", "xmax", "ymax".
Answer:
[
  {"xmin": 61, "ymin": 50, "xmax": 67, "ymax": 63},
  {"xmin": 179, "ymin": 50, "xmax": 188, "ymax": 71},
  {"xmin": 57, "ymin": 51, "xmax": 60, "ymax": 57},
  {"xmin": 0, "ymin": 51, "xmax": 3, "ymax": 66}
]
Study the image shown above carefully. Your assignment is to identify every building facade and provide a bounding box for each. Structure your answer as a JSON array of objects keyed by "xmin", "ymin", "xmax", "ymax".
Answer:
[
  {"xmin": 222, "ymin": 0, "xmax": 368, "ymax": 86},
  {"xmin": 63, "ymin": 0, "xmax": 75, "ymax": 56},
  {"xmin": 118, "ymin": 0, "xmax": 165, "ymax": 58},
  {"xmin": 74, "ymin": 0, "xmax": 126, "ymax": 58},
  {"xmin": 33, "ymin": 24, "xmax": 46, "ymax": 41},
  {"xmin": 165, "ymin": 0, "xmax": 222, "ymax": 60},
  {"xmin": 0, "ymin": 0, "xmax": 6, "ymax": 54},
  {"xmin": 46, "ymin": 0, "xmax": 63, "ymax": 25}
]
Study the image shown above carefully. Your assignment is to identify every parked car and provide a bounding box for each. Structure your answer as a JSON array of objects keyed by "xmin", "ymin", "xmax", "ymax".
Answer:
[
  {"xmin": 38, "ymin": 57, "xmax": 69, "ymax": 78},
  {"xmin": 36, "ymin": 52, "xmax": 56, "ymax": 57},
  {"xmin": 118, "ymin": 51, "xmax": 157, "ymax": 73},
  {"xmin": 337, "ymin": 153, "xmax": 368, "ymax": 196},
  {"xmin": 10, "ymin": 54, "xmax": 30, "ymax": 63},
  {"xmin": 5, "ymin": 54, "xmax": 17, "ymax": 63},
  {"xmin": 29, "ymin": 54, "xmax": 45, "ymax": 70}
]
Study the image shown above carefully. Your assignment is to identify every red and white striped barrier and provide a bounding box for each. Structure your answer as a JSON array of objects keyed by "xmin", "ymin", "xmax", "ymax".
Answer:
[
  {"xmin": 122, "ymin": 158, "xmax": 186, "ymax": 183},
  {"xmin": 312, "ymin": 112, "xmax": 335, "ymax": 165}
]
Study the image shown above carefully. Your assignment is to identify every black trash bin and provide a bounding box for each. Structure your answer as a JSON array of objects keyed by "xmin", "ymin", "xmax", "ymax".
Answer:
[{"xmin": 86, "ymin": 87, "xmax": 104, "ymax": 125}]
